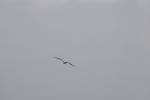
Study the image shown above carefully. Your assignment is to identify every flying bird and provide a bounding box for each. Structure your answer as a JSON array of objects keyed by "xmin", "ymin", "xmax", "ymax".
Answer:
[{"xmin": 53, "ymin": 57, "xmax": 75, "ymax": 67}]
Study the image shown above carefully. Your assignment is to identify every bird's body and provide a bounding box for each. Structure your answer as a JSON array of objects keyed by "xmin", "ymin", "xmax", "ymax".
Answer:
[
  {"xmin": 63, "ymin": 62, "xmax": 67, "ymax": 64},
  {"xmin": 53, "ymin": 57, "xmax": 75, "ymax": 67}
]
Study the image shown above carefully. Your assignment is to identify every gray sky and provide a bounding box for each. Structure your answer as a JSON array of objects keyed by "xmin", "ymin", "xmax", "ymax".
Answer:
[{"xmin": 0, "ymin": 0, "xmax": 150, "ymax": 100}]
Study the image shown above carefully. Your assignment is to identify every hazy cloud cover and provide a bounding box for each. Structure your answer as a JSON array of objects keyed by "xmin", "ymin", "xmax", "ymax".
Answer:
[
  {"xmin": 80, "ymin": 0, "xmax": 119, "ymax": 4},
  {"xmin": 2, "ymin": 0, "xmax": 150, "ymax": 14},
  {"xmin": 0, "ymin": 0, "xmax": 150, "ymax": 100},
  {"xmin": 138, "ymin": 0, "xmax": 150, "ymax": 14}
]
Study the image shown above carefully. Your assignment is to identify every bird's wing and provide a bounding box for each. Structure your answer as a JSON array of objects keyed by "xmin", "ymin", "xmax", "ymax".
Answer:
[
  {"xmin": 67, "ymin": 62, "xmax": 75, "ymax": 67},
  {"xmin": 53, "ymin": 57, "xmax": 64, "ymax": 62}
]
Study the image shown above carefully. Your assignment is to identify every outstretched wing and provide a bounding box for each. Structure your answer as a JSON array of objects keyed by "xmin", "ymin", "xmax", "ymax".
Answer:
[
  {"xmin": 53, "ymin": 57, "xmax": 64, "ymax": 62},
  {"xmin": 67, "ymin": 62, "xmax": 75, "ymax": 67}
]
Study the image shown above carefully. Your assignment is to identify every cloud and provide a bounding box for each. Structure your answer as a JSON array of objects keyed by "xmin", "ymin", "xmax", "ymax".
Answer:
[
  {"xmin": 137, "ymin": 0, "xmax": 150, "ymax": 15},
  {"xmin": 31, "ymin": 0, "xmax": 69, "ymax": 8},
  {"xmin": 80, "ymin": 0, "xmax": 120, "ymax": 4},
  {"xmin": 31, "ymin": 0, "xmax": 120, "ymax": 9}
]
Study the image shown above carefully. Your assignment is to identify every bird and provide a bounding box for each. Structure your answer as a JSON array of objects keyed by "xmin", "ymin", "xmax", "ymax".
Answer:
[{"xmin": 53, "ymin": 57, "xmax": 75, "ymax": 67}]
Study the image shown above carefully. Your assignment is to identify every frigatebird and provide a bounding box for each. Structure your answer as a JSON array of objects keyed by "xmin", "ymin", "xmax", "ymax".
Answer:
[{"xmin": 53, "ymin": 57, "xmax": 75, "ymax": 67}]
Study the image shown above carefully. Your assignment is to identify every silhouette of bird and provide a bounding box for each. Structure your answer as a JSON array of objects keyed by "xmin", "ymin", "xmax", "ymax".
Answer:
[{"xmin": 53, "ymin": 57, "xmax": 75, "ymax": 67}]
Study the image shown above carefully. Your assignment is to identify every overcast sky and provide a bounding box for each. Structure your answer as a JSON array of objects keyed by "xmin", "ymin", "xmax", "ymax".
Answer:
[{"xmin": 0, "ymin": 0, "xmax": 150, "ymax": 100}]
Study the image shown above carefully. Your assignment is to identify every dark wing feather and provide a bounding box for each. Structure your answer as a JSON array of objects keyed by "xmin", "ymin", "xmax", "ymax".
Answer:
[
  {"xmin": 53, "ymin": 57, "xmax": 64, "ymax": 62},
  {"xmin": 67, "ymin": 62, "xmax": 75, "ymax": 67}
]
